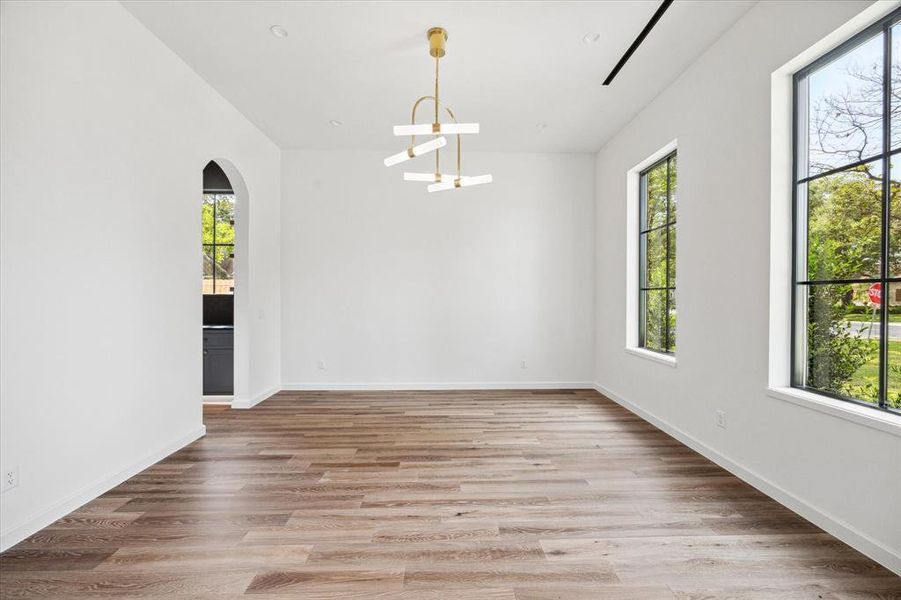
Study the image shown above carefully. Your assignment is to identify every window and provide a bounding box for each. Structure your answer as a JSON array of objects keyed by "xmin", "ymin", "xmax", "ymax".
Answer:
[
  {"xmin": 639, "ymin": 152, "xmax": 677, "ymax": 354},
  {"xmin": 202, "ymin": 193, "xmax": 235, "ymax": 295},
  {"xmin": 792, "ymin": 10, "xmax": 901, "ymax": 413}
]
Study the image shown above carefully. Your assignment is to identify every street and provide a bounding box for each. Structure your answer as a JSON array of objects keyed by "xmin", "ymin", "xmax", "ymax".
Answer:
[{"xmin": 847, "ymin": 320, "xmax": 901, "ymax": 341}]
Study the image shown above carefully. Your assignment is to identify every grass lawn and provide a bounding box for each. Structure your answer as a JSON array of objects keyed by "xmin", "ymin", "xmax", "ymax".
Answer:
[
  {"xmin": 843, "ymin": 312, "xmax": 901, "ymax": 323},
  {"xmin": 848, "ymin": 340, "xmax": 901, "ymax": 402}
]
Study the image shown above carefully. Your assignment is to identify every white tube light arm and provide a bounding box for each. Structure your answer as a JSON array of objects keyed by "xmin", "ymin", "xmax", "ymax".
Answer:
[
  {"xmin": 404, "ymin": 172, "xmax": 455, "ymax": 183},
  {"xmin": 384, "ymin": 136, "xmax": 447, "ymax": 167},
  {"xmin": 393, "ymin": 123, "xmax": 479, "ymax": 136},
  {"xmin": 427, "ymin": 174, "xmax": 492, "ymax": 193}
]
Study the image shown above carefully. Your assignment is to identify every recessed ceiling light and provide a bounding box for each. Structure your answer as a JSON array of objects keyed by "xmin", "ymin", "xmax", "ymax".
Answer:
[
  {"xmin": 269, "ymin": 25, "xmax": 288, "ymax": 38},
  {"xmin": 329, "ymin": 119, "xmax": 343, "ymax": 127},
  {"xmin": 582, "ymin": 32, "xmax": 600, "ymax": 44}
]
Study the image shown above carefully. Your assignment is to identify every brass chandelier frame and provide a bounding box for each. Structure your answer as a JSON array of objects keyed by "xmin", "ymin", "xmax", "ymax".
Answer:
[
  {"xmin": 384, "ymin": 27, "xmax": 491, "ymax": 191},
  {"xmin": 409, "ymin": 95, "xmax": 462, "ymax": 183}
]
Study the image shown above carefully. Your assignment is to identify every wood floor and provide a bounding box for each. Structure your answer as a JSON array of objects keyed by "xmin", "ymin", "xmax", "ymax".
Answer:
[{"xmin": 1, "ymin": 390, "xmax": 898, "ymax": 599}]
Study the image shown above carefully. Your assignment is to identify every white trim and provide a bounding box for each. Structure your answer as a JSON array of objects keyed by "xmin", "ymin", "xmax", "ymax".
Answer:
[
  {"xmin": 592, "ymin": 383, "xmax": 901, "ymax": 576},
  {"xmin": 231, "ymin": 385, "xmax": 280, "ymax": 409},
  {"xmin": 624, "ymin": 346, "xmax": 677, "ymax": 367},
  {"xmin": 767, "ymin": 386, "xmax": 901, "ymax": 437},
  {"xmin": 211, "ymin": 159, "xmax": 251, "ymax": 412},
  {"xmin": 625, "ymin": 139, "xmax": 678, "ymax": 350},
  {"xmin": 281, "ymin": 381, "xmax": 595, "ymax": 392},
  {"xmin": 777, "ymin": 1, "xmax": 900, "ymax": 77},
  {"xmin": 0, "ymin": 425, "xmax": 205, "ymax": 552}
]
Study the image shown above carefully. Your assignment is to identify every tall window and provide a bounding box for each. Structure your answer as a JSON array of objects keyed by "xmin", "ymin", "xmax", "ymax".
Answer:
[
  {"xmin": 793, "ymin": 10, "xmax": 901, "ymax": 413},
  {"xmin": 639, "ymin": 152, "xmax": 677, "ymax": 353},
  {"xmin": 202, "ymin": 193, "xmax": 235, "ymax": 295}
]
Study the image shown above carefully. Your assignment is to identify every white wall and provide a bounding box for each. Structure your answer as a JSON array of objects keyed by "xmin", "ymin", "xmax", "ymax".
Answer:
[
  {"xmin": 593, "ymin": 0, "xmax": 901, "ymax": 573},
  {"xmin": 0, "ymin": 0, "xmax": 281, "ymax": 549},
  {"xmin": 281, "ymin": 150, "xmax": 594, "ymax": 388}
]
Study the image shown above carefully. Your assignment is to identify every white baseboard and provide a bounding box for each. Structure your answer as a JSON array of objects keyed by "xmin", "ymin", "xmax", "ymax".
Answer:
[
  {"xmin": 592, "ymin": 383, "xmax": 901, "ymax": 576},
  {"xmin": 225, "ymin": 382, "xmax": 595, "ymax": 407},
  {"xmin": 232, "ymin": 385, "xmax": 280, "ymax": 409},
  {"xmin": 0, "ymin": 425, "xmax": 205, "ymax": 553},
  {"xmin": 203, "ymin": 395, "xmax": 233, "ymax": 404},
  {"xmin": 281, "ymin": 381, "xmax": 595, "ymax": 391}
]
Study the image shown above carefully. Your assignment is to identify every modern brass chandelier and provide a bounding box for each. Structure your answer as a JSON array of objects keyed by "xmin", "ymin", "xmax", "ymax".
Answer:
[{"xmin": 383, "ymin": 27, "xmax": 492, "ymax": 192}]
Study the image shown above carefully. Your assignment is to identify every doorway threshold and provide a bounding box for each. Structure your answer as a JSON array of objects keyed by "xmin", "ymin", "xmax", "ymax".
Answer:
[{"xmin": 203, "ymin": 395, "xmax": 233, "ymax": 404}]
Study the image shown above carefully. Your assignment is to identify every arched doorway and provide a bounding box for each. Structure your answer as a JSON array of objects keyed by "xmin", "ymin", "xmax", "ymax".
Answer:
[
  {"xmin": 202, "ymin": 161, "xmax": 234, "ymax": 399},
  {"xmin": 201, "ymin": 159, "xmax": 248, "ymax": 407}
]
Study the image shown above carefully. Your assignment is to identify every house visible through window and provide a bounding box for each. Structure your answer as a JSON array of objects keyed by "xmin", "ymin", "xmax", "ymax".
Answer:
[
  {"xmin": 792, "ymin": 9, "xmax": 901, "ymax": 413},
  {"xmin": 639, "ymin": 152, "xmax": 677, "ymax": 354}
]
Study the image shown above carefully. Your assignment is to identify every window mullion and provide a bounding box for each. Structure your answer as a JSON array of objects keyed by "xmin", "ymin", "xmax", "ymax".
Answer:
[
  {"xmin": 640, "ymin": 177, "xmax": 646, "ymax": 348},
  {"xmin": 664, "ymin": 158, "xmax": 671, "ymax": 352},
  {"xmin": 791, "ymin": 73, "xmax": 803, "ymax": 388},
  {"xmin": 879, "ymin": 22, "xmax": 892, "ymax": 409},
  {"xmin": 797, "ymin": 151, "xmax": 900, "ymax": 185},
  {"xmin": 639, "ymin": 174, "xmax": 647, "ymax": 348},
  {"xmin": 640, "ymin": 221, "xmax": 677, "ymax": 235},
  {"xmin": 212, "ymin": 196, "xmax": 217, "ymax": 294}
]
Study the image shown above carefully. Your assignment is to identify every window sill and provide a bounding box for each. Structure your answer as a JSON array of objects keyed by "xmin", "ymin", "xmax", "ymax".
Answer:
[
  {"xmin": 767, "ymin": 387, "xmax": 901, "ymax": 437},
  {"xmin": 625, "ymin": 347, "xmax": 677, "ymax": 367}
]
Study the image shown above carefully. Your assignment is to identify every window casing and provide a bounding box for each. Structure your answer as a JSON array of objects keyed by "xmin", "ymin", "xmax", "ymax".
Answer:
[
  {"xmin": 792, "ymin": 9, "xmax": 901, "ymax": 413},
  {"xmin": 202, "ymin": 193, "xmax": 235, "ymax": 295},
  {"xmin": 639, "ymin": 152, "xmax": 677, "ymax": 354}
]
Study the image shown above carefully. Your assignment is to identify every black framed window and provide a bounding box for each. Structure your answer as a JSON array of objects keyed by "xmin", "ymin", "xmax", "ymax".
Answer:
[
  {"xmin": 639, "ymin": 152, "xmax": 677, "ymax": 353},
  {"xmin": 792, "ymin": 9, "xmax": 901, "ymax": 413},
  {"xmin": 202, "ymin": 193, "xmax": 235, "ymax": 295}
]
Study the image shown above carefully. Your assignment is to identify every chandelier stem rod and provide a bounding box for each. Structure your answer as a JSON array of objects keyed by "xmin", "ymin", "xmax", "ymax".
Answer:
[
  {"xmin": 430, "ymin": 56, "xmax": 459, "ymax": 177},
  {"xmin": 434, "ymin": 55, "xmax": 440, "ymax": 124},
  {"xmin": 435, "ymin": 55, "xmax": 440, "ymax": 174}
]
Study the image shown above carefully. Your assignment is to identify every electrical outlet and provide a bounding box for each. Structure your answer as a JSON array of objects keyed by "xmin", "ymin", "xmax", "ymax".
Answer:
[
  {"xmin": 716, "ymin": 410, "xmax": 726, "ymax": 429},
  {"xmin": 1, "ymin": 466, "xmax": 18, "ymax": 493},
  {"xmin": 318, "ymin": 360, "xmax": 326, "ymax": 370},
  {"xmin": 520, "ymin": 359, "xmax": 527, "ymax": 369}
]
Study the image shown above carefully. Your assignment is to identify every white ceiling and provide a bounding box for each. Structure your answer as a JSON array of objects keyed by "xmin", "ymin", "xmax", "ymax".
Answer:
[{"xmin": 122, "ymin": 0, "xmax": 755, "ymax": 153}]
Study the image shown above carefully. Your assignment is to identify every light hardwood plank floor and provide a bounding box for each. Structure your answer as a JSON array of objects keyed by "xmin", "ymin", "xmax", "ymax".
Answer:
[{"xmin": 1, "ymin": 390, "xmax": 898, "ymax": 599}]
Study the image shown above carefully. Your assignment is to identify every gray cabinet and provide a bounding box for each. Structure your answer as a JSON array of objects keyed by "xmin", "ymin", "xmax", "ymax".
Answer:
[{"xmin": 203, "ymin": 327, "xmax": 233, "ymax": 395}]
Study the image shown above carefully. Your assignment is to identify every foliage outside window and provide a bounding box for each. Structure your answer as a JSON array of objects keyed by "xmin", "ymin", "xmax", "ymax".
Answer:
[
  {"xmin": 203, "ymin": 193, "xmax": 235, "ymax": 295},
  {"xmin": 793, "ymin": 11, "xmax": 901, "ymax": 412},
  {"xmin": 639, "ymin": 153, "xmax": 677, "ymax": 354}
]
